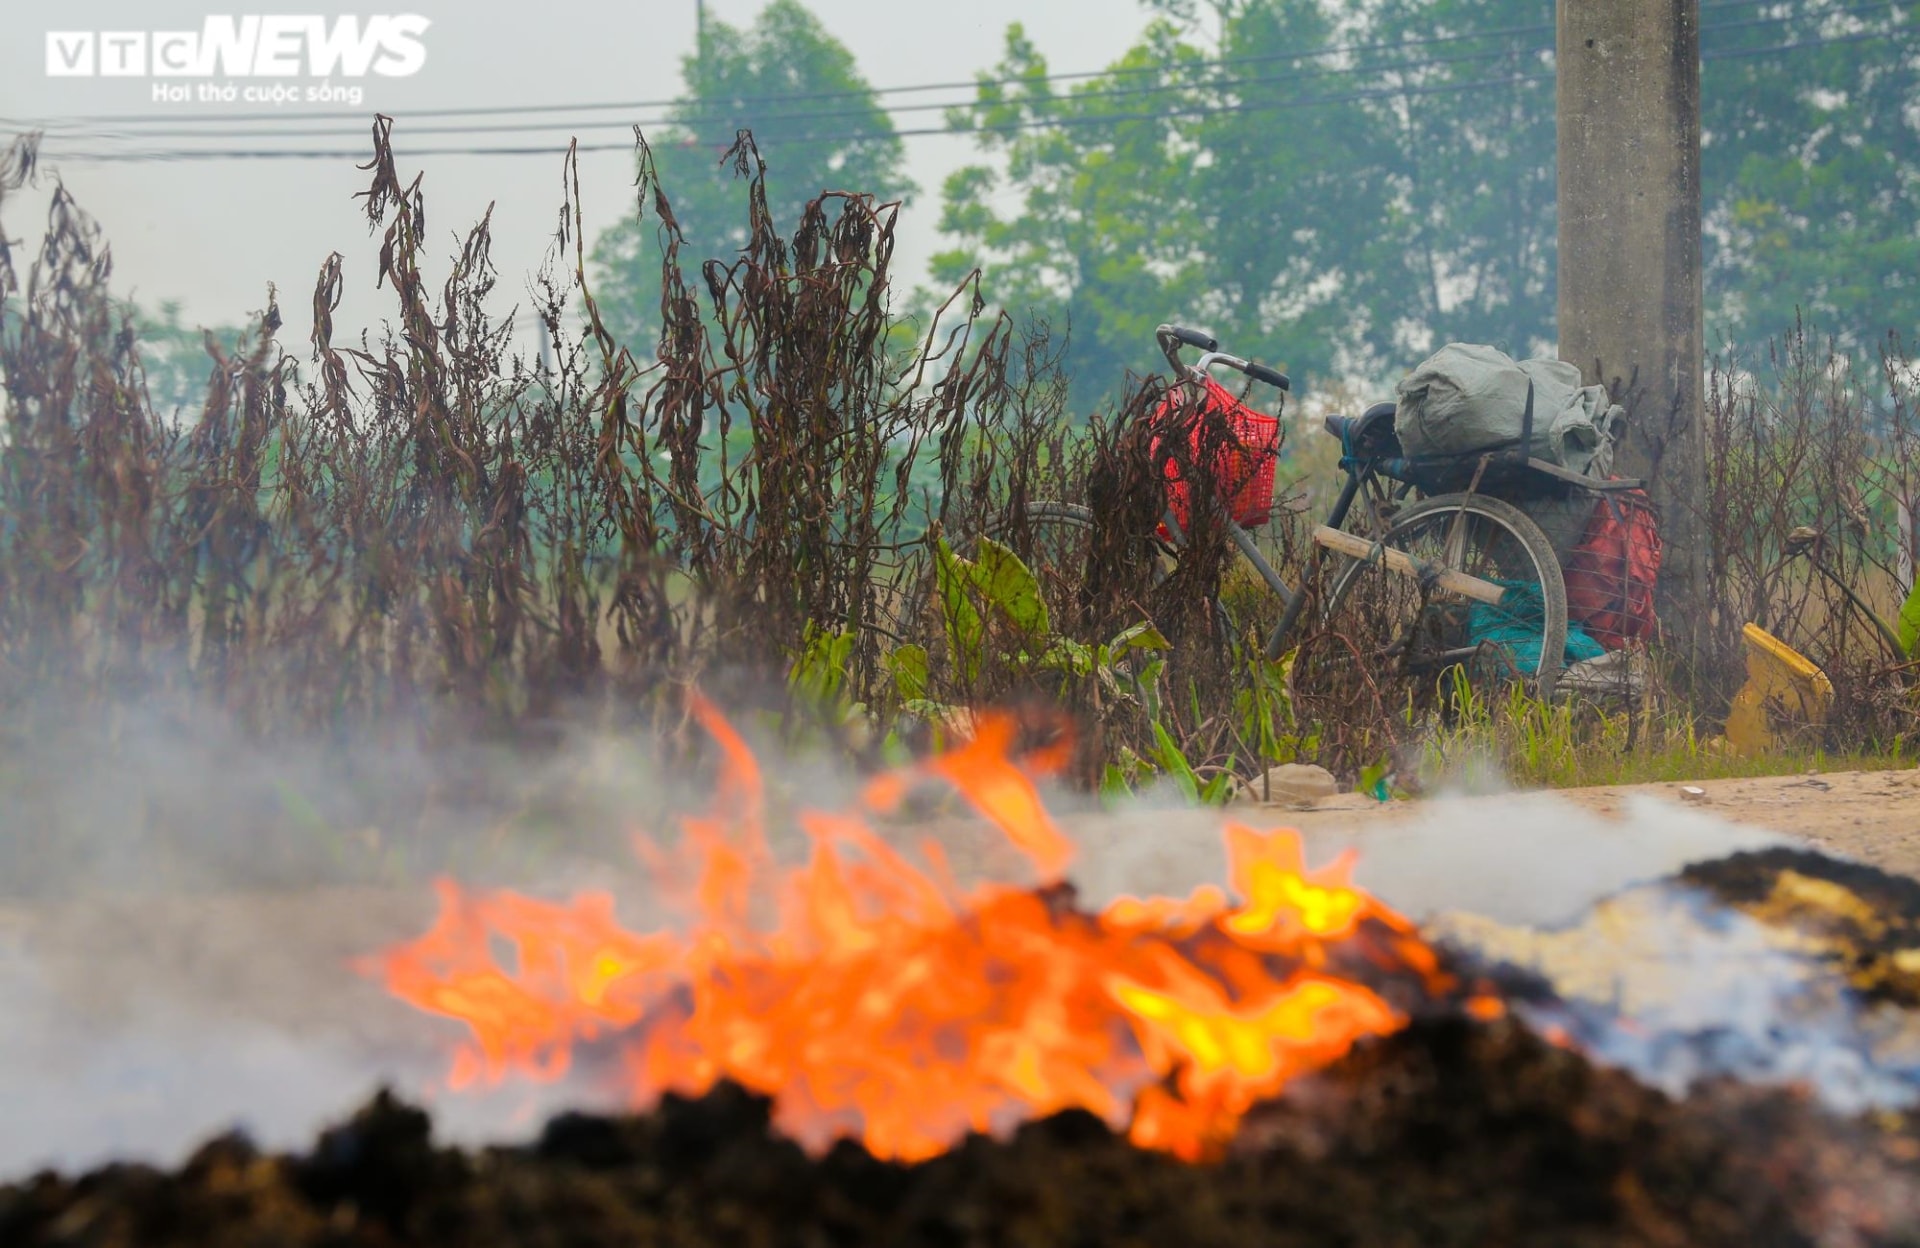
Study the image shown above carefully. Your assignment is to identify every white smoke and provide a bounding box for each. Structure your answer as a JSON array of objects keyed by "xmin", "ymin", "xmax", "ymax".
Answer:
[{"xmin": 0, "ymin": 700, "xmax": 1882, "ymax": 1179}]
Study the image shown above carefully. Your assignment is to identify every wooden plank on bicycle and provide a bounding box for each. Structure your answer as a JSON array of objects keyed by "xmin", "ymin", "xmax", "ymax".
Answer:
[{"xmin": 1311, "ymin": 526, "xmax": 1507, "ymax": 605}]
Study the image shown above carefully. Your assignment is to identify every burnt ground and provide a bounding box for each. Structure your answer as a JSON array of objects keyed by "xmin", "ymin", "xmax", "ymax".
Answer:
[
  {"xmin": 1, "ymin": 771, "xmax": 1917, "ymax": 1222},
  {"xmin": 5, "ymin": 1015, "xmax": 1919, "ymax": 1248}
]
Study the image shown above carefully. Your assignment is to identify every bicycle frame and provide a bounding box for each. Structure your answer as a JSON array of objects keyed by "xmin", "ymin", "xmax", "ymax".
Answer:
[
  {"xmin": 1150, "ymin": 325, "xmax": 1645, "ymax": 686},
  {"xmin": 1152, "ymin": 325, "xmax": 1521, "ymax": 662},
  {"xmin": 1267, "ymin": 461, "xmax": 1373, "ymax": 657}
]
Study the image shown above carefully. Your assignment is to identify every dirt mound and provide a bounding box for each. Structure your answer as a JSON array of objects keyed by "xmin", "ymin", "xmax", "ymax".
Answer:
[{"xmin": 7, "ymin": 1015, "xmax": 1917, "ymax": 1247}]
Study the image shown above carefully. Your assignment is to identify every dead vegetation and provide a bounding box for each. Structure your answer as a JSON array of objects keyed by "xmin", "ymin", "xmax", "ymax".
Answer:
[
  {"xmin": 1696, "ymin": 323, "xmax": 1920, "ymax": 742},
  {"xmin": 1, "ymin": 120, "xmax": 1917, "ymax": 830},
  {"xmin": 0, "ymin": 119, "xmax": 1295, "ymax": 801}
]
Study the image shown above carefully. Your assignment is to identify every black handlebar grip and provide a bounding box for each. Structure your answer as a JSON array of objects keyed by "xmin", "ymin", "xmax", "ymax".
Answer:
[
  {"xmin": 1246, "ymin": 362, "xmax": 1291, "ymax": 392},
  {"xmin": 1163, "ymin": 324, "xmax": 1218, "ymax": 352}
]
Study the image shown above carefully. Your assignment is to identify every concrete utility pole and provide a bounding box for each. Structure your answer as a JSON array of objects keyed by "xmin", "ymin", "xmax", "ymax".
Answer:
[{"xmin": 1557, "ymin": 0, "xmax": 1711, "ymax": 662}]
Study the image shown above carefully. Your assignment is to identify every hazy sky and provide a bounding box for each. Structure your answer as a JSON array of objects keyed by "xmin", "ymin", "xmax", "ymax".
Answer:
[{"xmin": 2, "ymin": 1, "xmax": 1154, "ymax": 345}]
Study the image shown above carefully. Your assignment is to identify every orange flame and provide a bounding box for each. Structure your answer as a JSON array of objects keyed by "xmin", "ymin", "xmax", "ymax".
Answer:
[{"xmin": 367, "ymin": 704, "xmax": 1451, "ymax": 1162}]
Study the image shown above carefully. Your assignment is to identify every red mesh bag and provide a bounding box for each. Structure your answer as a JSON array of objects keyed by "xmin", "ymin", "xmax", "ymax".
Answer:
[
  {"xmin": 1151, "ymin": 376, "xmax": 1281, "ymax": 534},
  {"xmin": 1564, "ymin": 486, "xmax": 1662, "ymax": 649}
]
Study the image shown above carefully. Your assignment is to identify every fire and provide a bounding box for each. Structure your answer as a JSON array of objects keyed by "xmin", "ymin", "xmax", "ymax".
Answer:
[{"xmin": 367, "ymin": 697, "xmax": 1453, "ymax": 1161}]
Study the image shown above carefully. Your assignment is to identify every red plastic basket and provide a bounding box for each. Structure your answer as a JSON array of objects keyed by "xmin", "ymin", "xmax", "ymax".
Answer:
[{"xmin": 1151, "ymin": 376, "xmax": 1281, "ymax": 533}]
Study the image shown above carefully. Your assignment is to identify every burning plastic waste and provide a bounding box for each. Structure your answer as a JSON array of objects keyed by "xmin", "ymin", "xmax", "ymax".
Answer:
[{"xmin": 366, "ymin": 698, "xmax": 1462, "ymax": 1161}]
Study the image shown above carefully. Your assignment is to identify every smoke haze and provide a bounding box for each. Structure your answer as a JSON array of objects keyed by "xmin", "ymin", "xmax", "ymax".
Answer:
[{"xmin": 0, "ymin": 701, "xmax": 1793, "ymax": 1177}]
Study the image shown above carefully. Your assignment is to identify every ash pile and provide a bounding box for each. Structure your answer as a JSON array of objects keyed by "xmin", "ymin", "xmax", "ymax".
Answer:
[
  {"xmin": 9, "ymin": 848, "xmax": 1920, "ymax": 1248},
  {"xmin": 1438, "ymin": 845, "xmax": 1920, "ymax": 1110}
]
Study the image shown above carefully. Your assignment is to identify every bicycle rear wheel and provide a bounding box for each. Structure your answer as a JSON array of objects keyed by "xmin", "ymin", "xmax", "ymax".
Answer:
[{"xmin": 1313, "ymin": 493, "xmax": 1567, "ymax": 703}]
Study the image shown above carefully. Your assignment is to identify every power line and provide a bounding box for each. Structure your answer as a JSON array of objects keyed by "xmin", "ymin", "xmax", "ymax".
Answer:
[
  {"xmin": 1702, "ymin": 21, "xmax": 1905, "ymax": 58},
  {"xmin": 18, "ymin": 20, "xmax": 1910, "ymax": 164},
  {"xmin": 28, "ymin": 44, "xmax": 1538, "ymax": 144},
  {"xmin": 11, "ymin": 0, "xmax": 1888, "ymax": 135},
  {"xmin": 8, "ymin": 19, "xmax": 1564, "ymax": 131},
  {"xmin": 32, "ymin": 70, "xmax": 1555, "ymax": 163}
]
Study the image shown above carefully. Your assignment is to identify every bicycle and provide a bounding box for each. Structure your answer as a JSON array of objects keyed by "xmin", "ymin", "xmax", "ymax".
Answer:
[{"xmin": 951, "ymin": 323, "xmax": 1646, "ymax": 704}]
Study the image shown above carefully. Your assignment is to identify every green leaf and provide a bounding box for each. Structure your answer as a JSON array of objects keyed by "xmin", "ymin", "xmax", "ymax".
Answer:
[
  {"xmin": 879, "ymin": 729, "xmax": 914, "ymax": 769},
  {"xmin": 1358, "ymin": 757, "xmax": 1393, "ymax": 803},
  {"xmin": 1898, "ymin": 578, "xmax": 1920, "ymax": 659},
  {"xmin": 1039, "ymin": 637, "xmax": 1094, "ymax": 677},
  {"xmin": 1105, "ymin": 620, "xmax": 1170, "ymax": 656},
  {"xmin": 904, "ymin": 698, "xmax": 956, "ymax": 722},
  {"xmin": 789, "ymin": 623, "xmax": 853, "ymax": 705},
  {"xmin": 934, "ymin": 537, "xmax": 985, "ymax": 683},
  {"xmin": 1236, "ymin": 650, "xmax": 1297, "ymax": 763},
  {"xmin": 1197, "ymin": 771, "xmax": 1237, "ymax": 806},
  {"xmin": 970, "ymin": 536, "xmax": 1050, "ymax": 638},
  {"xmin": 1137, "ymin": 657, "xmax": 1166, "ymax": 721},
  {"xmin": 887, "ymin": 643, "xmax": 930, "ymax": 703},
  {"xmin": 1150, "ymin": 720, "xmax": 1201, "ymax": 804}
]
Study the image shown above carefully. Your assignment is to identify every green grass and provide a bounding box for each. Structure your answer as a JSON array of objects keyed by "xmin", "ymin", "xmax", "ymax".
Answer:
[{"xmin": 1414, "ymin": 678, "xmax": 1912, "ymax": 791}]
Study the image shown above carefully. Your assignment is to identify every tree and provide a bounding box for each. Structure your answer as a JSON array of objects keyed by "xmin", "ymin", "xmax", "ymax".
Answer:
[
  {"xmin": 931, "ymin": 21, "xmax": 1212, "ymax": 413},
  {"xmin": 940, "ymin": 0, "xmax": 1916, "ymax": 400},
  {"xmin": 1347, "ymin": 0, "xmax": 1559, "ymax": 367},
  {"xmin": 1700, "ymin": 1, "xmax": 1920, "ymax": 353},
  {"xmin": 937, "ymin": 0, "xmax": 1561, "ymax": 405},
  {"xmin": 1159, "ymin": 0, "xmax": 1398, "ymax": 382},
  {"xmin": 589, "ymin": 0, "xmax": 915, "ymax": 353}
]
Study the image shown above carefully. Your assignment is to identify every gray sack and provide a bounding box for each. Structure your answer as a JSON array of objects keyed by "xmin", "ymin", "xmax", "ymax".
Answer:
[{"xmin": 1393, "ymin": 343, "xmax": 1624, "ymax": 478}]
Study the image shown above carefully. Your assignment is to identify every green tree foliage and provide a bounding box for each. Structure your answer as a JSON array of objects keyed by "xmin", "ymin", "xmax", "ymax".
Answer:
[
  {"xmin": 931, "ymin": 22, "xmax": 1214, "ymax": 410},
  {"xmin": 938, "ymin": 0, "xmax": 1559, "ymax": 407},
  {"xmin": 940, "ymin": 0, "xmax": 1917, "ymax": 400},
  {"xmin": 1701, "ymin": 1, "xmax": 1920, "ymax": 353},
  {"xmin": 1350, "ymin": 0, "xmax": 1559, "ymax": 365},
  {"xmin": 589, "ymin": 0, "xmax": 914, "ymax": 353},
  {"xmin": 1185, "ymin": 0, "xmax": 1399, "ymax": 375}
]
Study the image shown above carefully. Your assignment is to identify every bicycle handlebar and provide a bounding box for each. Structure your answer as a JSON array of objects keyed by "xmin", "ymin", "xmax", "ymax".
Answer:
[
  {"xmin": 1193, "ymin": 350, "xmax": 1294, "ymax": 395},
  {"xmin": 1244, "ymin": 361, "xmax": 1291, "ymax": 392},
  {"xmin": 1157, "ymin": 323, "xmax": 1218, "ymax": 353},
  {"xmin": 1156, "ymin": 323, "xmax": 1292, "ymax": 393}
]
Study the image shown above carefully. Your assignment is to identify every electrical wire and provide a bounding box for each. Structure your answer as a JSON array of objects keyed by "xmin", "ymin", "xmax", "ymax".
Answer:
[
  {"xmin": 15, "ymin": 12, "xmax": 1911, "ymax": 163},
  {"xmin": 29, "ymin": 44, "xmax": 1539, "ymax": 143},
  {"xmin": 7, "ymin": 0, "xmax": 1897, "ymax": 134},
  {"xmin": 25, "ymin": 70, "xmax": 1555, "ymax": 162},
  {"xmin": 6, "ymin": 15, "xmax": 1569, "ymax": 130}
]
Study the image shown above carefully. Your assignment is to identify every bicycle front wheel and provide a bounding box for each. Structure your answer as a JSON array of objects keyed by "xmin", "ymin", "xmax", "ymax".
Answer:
[{"xmin": 1317, "ymin": 492, "xmax": 1567, "ymax": 702}]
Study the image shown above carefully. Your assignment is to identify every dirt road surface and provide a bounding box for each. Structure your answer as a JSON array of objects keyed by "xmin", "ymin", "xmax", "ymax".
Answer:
[
  {"xmin": 2, "ymin": 766, "xmax": 1913, "ymax": 1179},
  {"xmin": 1288, "ymin": 767, "xmax": 1920, "ymax": 890}
]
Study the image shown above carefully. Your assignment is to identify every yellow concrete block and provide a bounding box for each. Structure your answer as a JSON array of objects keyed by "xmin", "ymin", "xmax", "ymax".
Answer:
[{"xmin": 1724, "ymin": 623, "xmax": 1834, "ymax": 755}]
